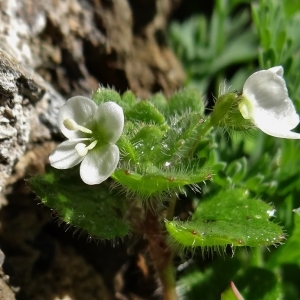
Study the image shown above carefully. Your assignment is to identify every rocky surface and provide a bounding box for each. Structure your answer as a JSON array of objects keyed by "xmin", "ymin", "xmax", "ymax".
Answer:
[
  {"xmin": 1, "ymin": 0, "xmax": 184, "ymax": 99},
  {"xmin": 0, "ymin": 48, "xmax": 64, "ymax": 192}
]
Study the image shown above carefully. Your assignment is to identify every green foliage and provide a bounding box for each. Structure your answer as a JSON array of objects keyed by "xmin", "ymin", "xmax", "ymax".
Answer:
[
  {"xmin": 177, "ymin": 258, "xmax": 241, "ymax": 300},
  {"xmin": 233, "ymin": 267, "xmax": 282, "ymax": 300},
  {"xmin": 92, "ymin": 86, "xmax": 122, "ymax": 105},
  {"xmin": 178, "ymin": 258, "xmax": 282, "ymax": 300},
  {"xmin": 168, "ymin": 0, "xmax": 258, "ymax": 94},
  {"xmin": 29, "ymin": 167, "xmax": 130, "ymax": 239},
  {"xmin": 168, "ymin": 89, "xmax": 205, "ymax": 116},
  {"xmin": 267, "ymin": 210, "xmax": 300, "ymax": 267},
  {"xmin": 166, "ymin": 189, "xmax": 284, "ymax": 248},
  {"xmin": 125, "ymin": 101, "xmax": 166, "ymax": 125},
  {"xmin": 109, "ymin": 88, "xmax": 212, "ymax": 199}
]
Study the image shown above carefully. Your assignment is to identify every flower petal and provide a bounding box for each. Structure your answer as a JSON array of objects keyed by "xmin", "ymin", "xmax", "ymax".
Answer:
[
  {"xmin": 59, "ymin": 96, "xmax": 98, "ymax": 139},
  {"xmin": 242, "ymin": 68, "xmax": 299, "ymax": 132},
  {"xmin": 94, "ymin": 102, "xmax": 124, "ymax": 144},
  {"xmin": 268, "ymin": 66, "xmax": 283, "ymax": 77},
  {"xmin": 49, "ymin": 140, "xmax": 85, "ymax": 169},
  {"xmin": 80, "ymin": 144, "xmax": 120, "ymax": 185},
  {"xmin": 254, "ymin": 124, "xmax": 300, "ymax": 139},
  {"xmin": 253, "ymin": 112, "xmax": 300, "ymax": 139}
]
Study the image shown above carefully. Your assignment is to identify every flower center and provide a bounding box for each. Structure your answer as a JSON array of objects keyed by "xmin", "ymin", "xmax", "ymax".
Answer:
[
  {"xmin": 63, "ymin": 118, "xmax": 99, "ymax": 157},
  {"xmin": 75, "ymin": 140, "xmax": 98, "ymax": 157},
  {"xmin": 63, "ymin": 118, "xmax": 92, "ymax": 134}
]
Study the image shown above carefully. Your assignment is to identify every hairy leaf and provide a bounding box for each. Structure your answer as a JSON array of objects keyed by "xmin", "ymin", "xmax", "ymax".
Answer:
[
  {"xmin": 166, "ymin": 189, "xmax": 284, "ymax": 248},
  {"xmin": 29, "ymin": 167, "xmax": 130, "ymax": 239}
]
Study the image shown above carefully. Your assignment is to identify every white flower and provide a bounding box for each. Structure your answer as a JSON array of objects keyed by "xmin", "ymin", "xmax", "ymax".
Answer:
[
  {"xmin": 238, "ymin": 66, "xmax": 300, "ymax": 139},
  {"xmin": 49, "ymin": 96, "xmax": 124, "ymax": 185}
]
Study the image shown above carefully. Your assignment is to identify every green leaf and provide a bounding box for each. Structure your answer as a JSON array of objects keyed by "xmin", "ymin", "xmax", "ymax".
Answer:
[
  {"xmin": 276, "ymin": 30, "xmax": 286, "ymax": 52},
  {"xmin": 168, "ymin": 89, "xmax": 205, "ymax": 116},
  {"xmin": 177, "ymin": 258, "xmax": 241, "ymax": 300},
  {"xmin": 112, "ymin": 163, "xmax": 211, "ymax": 199},
  {"xmin": 92, "ymin": 87, "xmax": 122, "ymax": 105},
  {"xmin": 169, "ymin": 6, "xmax": 257, "ymax": 96},
  {"xmin": 155, "ymin": 112, "xmax": 207, "ymax": 164},
  {"xmin": 130, "ymin": 125, "xmax": 164, "ymax": 162},
  {"xmin": 226, "ymin": 157, "xmax": 247, "ymax": 183},
  {"xmin": 213, "ymin": 170, "xmax": 232, "ymax": 188},
  {"xmin": 126, "ymin": 101, "xmax": 166, "ymax": 125},
  {"xmin": 245, "ymin": 174, "xmax": 264, "ymax": 190},
  {"xmin": 149, "ymin": 93, "xmax": 168, "ymax": 112},
  {"xmin": 166, "ymin": 189, "xmax": 284, "ymax": 248},
  {"xmin": 121, "ymin": 90, "xmax": 137, "ymax": 112},
  {"xmin": 29, "ymin": 167, "xmax": 130, "ymax": 239},
  {"xmin": 117, "ymin": 134, "xmax": 137, "ymax": 163},
  {"xmin": 234, "ymin": 267, "xmax": 282, "ymax": 300}
]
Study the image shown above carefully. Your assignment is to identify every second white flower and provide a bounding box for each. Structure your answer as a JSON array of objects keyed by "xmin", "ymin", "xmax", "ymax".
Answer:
[{"xmin": 238, "ymin": 66, "xmax": 300, "ymax": 139}]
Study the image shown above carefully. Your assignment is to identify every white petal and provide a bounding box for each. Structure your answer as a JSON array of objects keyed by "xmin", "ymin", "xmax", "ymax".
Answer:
[
  {"xmin": 243, "ymin": 69, "xmax": 299, "ymax": 131},
  {"xmin": 49, "ymin": 140, "xmax": 85, "ymax": 169},
  {"xmin": 58, "ymin": 96, "xmax": 98, "ymax": 139},
  {"xmin": 268, "ymin": 66, "xmax": 283, "ymax": 77},
  {"xmin": 252, "ymin": 109, "xmax": 300, "ymax": 139},
  {"xmin": 80, "ymin": 144, "xmax": 120, "ymax": 185},
  {"xmin": 255, "ymin": 125, "xmax": 300, "ymax": 139},
  {"xmin": 94, "ymin": 102, "xmax": 124, "ymax": 144}
]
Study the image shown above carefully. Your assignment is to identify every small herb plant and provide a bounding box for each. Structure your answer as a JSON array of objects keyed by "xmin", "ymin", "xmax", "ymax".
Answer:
[{"xmin": 29, "ymin": 66, "xmax": 300, "ymax": 300}]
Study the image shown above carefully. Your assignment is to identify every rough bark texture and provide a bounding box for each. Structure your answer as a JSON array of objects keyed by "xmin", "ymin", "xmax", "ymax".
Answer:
[
  {"xmin": 0, "ymin": 0, "xmax": 184, "ymax": 299},
  {"xmin": 1, "ymin": 0, "xmax": 184, "ymax": 99}
]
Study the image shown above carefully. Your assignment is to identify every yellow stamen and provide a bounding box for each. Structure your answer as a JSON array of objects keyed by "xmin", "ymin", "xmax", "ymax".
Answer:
[
  {"xmin": 63, "ymin": 118, "xmax": 92, "ymax": 134},
  {"xmin": 75, "ymin": 140, "xmax": 98, "ymax": 157},
  {"xmin": 86, "ymin": 140, "xmax": 98, "ymax": 150}
]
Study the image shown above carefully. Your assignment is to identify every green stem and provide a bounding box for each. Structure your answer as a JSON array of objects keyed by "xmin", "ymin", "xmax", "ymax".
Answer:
[
  {"xmin": 166, "ymin": 195, "xmax": 177, "ymax": 221},
  {"xmin": 199, "ymin": 117, "xmax": 213, "ymax": 137},
  {"xmin": 251, "ymin": 246, "xmax": 263, "ymax": 268},
  {"xmin": 189, "ymin": 117, "xmax": 213, "ymax": 157},
  {"xmin": 143, "ymin": 202, "xmax": 178, "ymax": 300},
  {"xmin": 161, "ymin": 261, "xmax": 178, "ymax": 300}
]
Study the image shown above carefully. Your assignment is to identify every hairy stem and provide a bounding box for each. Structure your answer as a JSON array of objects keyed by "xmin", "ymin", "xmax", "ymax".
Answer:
[
  {"xmin": 143, "ymin": 203, "xmax": 178, "ymax": 300},
  {"xmin": 189, "ymin": 117, "xmax": 213, "ymax": 157}
]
